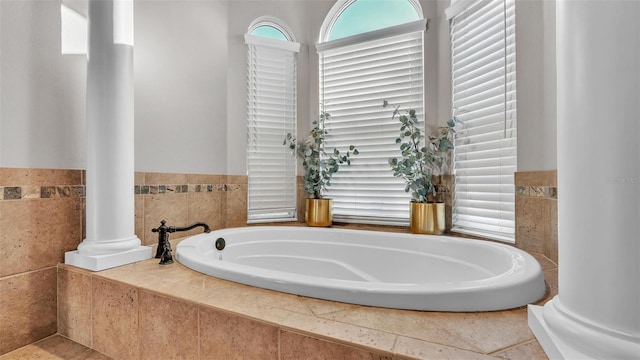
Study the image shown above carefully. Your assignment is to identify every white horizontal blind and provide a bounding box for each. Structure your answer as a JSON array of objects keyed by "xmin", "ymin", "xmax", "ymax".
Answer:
[
  {"xmin": 319, "ymin": 24, "xmax": 424, "ymax": 225},
  {"xmin": 450, "ymin": 0, "xmax": 517, "ymax": 242},
  {"xmin": 246, "ymin": 39, "xmax": 299, "ymax": 223}
]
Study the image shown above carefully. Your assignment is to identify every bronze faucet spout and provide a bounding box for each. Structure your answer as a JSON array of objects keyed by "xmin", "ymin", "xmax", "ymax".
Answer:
[{"xmin": 151, "ymin": 220, "xmax": 211, "ymax": 264}]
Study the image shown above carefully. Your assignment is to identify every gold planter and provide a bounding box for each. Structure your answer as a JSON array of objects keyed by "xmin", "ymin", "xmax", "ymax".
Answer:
[
  {"xmin": 410, "ymin": 202, "xmax": 445, "ymax": 235},
  {"xmin": 305, "ymin": 198, "xmax": 333, "ymax": 227}
]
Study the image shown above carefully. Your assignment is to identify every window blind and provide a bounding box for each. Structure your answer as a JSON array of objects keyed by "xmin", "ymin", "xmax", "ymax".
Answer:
[
  {"xmin": 449, "ymin": 0, "xmax": 517, "ymax": 242},
  {"xmin": 318, "ymin": 20, "xmax": 425, "ymax": 225},
  {"xmin": 246, "ymin": 35, "xmax": 300, "ymax": 223}
]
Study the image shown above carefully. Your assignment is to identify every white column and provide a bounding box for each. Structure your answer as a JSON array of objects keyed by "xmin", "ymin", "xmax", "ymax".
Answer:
[
  {"xmin": 528, "ymin": 1, "xmax": 640, "ymax": 359},
  {"xmin": 65, "ymin": 0, "xmax": 151, "ymax": 271}
]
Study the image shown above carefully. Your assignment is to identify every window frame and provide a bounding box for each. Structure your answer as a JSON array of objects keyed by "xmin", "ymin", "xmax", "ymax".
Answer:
[{"xmin": 316, "ymin": 0, "xmax": 426, "ymax": 225}]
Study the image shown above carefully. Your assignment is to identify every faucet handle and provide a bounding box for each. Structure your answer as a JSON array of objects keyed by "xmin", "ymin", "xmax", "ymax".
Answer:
[{"xmin": 152, "ymin": 220, "xmax": 168, "ymax": 233}]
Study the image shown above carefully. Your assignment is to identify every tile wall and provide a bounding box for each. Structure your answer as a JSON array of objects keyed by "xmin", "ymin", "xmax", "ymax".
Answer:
[
  {"xmin": 0, "ymin": 168, "xmax": 247, "ymax": 355},
  {"xmin": 514, "ymin": 171, "xmax": 558, "ymax": 264},
  {"xmin": 0, "ymin": 168, "xmax": 83, "ymax": 354},
  {"xmin": 133, "ymin": 173, "xmax": 248, "ymax": 245}
]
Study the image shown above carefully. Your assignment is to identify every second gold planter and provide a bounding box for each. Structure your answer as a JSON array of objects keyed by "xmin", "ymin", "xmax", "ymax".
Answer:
[
  {"xmin": 305, "ymin": 198, "xmax": 333, "ymax": 227},
  {"xmin": 410, "ymin": 202, "xmax": 445, "ymax": 235}
]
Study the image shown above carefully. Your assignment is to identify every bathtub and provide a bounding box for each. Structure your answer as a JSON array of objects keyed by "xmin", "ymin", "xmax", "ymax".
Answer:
[{"xmin": 175, "ymin": 226, "xmax": 546, "ymax": 312}]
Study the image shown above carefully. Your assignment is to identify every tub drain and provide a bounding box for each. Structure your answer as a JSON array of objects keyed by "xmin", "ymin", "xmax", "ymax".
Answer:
[{"xmin": 215, "ymin": 237, "xmax": 226, "ymax": 251}]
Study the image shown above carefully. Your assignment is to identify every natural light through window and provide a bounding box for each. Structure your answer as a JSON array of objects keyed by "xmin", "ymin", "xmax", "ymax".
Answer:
[
  {"xmin": 326, "ymin": 0, "xmax": 420, "ymax": 41},
  {"xmin": 250, "ymin": 25, "xmax": 288, "ymax": 41},
  {"xmin": 61, "ymin": 4, "xmax": 87, "ymax": 55}
]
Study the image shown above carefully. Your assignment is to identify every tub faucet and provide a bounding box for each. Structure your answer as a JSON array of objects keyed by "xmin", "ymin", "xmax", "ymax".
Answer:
[{"xmin": 151, "ymin": 220, "xmax": 211, "ymax": 265}]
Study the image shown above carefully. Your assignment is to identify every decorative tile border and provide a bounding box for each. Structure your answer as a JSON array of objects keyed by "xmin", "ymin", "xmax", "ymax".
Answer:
[
  {"xmin": 0, "ymin": 184, "xmax": 241, "ymax": 201},
  {"xmin": 0, "ymin": 186, "xmax": 85, "ymax": 201},
  {"xmin": 515, "ymin": 185, "xmax": 557, "ymax": 199}
]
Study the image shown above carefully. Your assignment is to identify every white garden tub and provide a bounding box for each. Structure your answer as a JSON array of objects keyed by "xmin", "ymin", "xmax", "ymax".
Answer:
[{"xmin": 175, "ymin": 226, "xmax": 546, "ymax": 311}]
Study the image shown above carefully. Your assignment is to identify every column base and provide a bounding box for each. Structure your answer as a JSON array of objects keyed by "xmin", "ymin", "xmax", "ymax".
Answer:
[
  {"xmin": 65, "ymin": 245, "xmax": 152, "ymax": 271},
  {"xmin": 529, "ymin": 297, "xmax": 640, "ymax": 360}
]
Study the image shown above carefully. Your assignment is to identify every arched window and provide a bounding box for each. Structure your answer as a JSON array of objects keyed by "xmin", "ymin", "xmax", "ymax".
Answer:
[
  {"xmin": 245, "ymin": 17, "xmax": 300, "ymax": 223},
  {"xmin": 249, "ymin": 18, "xmax": 294, "ymax": 41},
  {"xmin": 317, "ymin": 0, "xmax": 426, "ymax": 225},
  {"xmin": 323, "ymin": 0, "xmax": 421, "ymax": 41}
]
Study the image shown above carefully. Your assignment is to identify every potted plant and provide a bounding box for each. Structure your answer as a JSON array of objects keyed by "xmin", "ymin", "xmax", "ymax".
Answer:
[
  {"xmin": 284, "ymin": 110, "xmax": 359, "ymax": 226},
  {"xmin": 384, "ymin": 100, "xmax": 461, "ymax": 234}
]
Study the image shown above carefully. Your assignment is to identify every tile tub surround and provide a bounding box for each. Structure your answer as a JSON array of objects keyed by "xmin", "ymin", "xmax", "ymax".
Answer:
[
  {"xmin": 0, "ymin": 168, "xmax": 84, "ymax": 355},
  {"xmin": 515, "ymin": 171, "xmax": 558, "ymax": 264},
  {"xmin": 58, "ymin": 237, "xmax": 557, "ymax": 360},
  {"xmin": 0, "ymin": 168, "xmax": 246, "ymax": 356},
  {"xmin": 133, "ymin": 172, "xmax": 248, "ymax": 244}
]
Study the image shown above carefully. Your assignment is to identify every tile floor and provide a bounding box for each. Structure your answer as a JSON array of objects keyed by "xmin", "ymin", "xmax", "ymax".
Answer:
[
  {"xmin": 1, "ymin": 243, "xmax": 557, "ymax": 360},
  {"xmin": 0, "ymin": 335, "xmax": 111, "ymax": 359}
]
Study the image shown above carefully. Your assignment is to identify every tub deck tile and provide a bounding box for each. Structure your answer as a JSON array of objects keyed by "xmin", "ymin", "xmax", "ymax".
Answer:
[
  {"xmin": 55, "ymin": 240, "xmax": 555, "ymax": 360},
  {"xmin": 317, "ymin": 306, "xmax": 479, "ymax": 353}
]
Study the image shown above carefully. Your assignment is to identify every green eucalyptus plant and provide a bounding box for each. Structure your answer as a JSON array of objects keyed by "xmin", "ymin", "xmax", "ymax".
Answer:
[
  {"xmin": 384, "ymin": 100, "xmax": 461, "ymax": 203},
  {"xmin": 284, "ymin": 110, "xmax": 359, "ymax": 199}
]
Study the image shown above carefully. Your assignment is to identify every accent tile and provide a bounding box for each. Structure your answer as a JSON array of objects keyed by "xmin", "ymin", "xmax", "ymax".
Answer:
[
  {"xmin": 40, "ymin": 186, "xmax": 57, "ymax": 198},
  {"xmin": 139, "ymin": 291, "xmax": 198, "ymax": 360},
  {"xmin": 91, "ymin": 278, "xmax": 139, "ymax": 360},
  {"xmin": 3, "ymin": 187, "xmax": 21, "ymax": 200},
  {"xmin": 0, "ymin": 268, "xmax": 57, "ymax": 355},
  {"xmin": 515, "ymin": 186, "xmax": 529, "ymax": 197},
  {"xmin": 21, "ymin": 186, "xmax": 40, "ymax": 199},
  {"xmin": 199, "ymin": 305, "xmax": 279, "ymax": 359},
  {"xmin": 57, "ymin": 186, "xmax": 71, "ymax": 198},
  {"xmin": 529, "ymin": 186, "xmax": 546, "ymax": 197}
]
